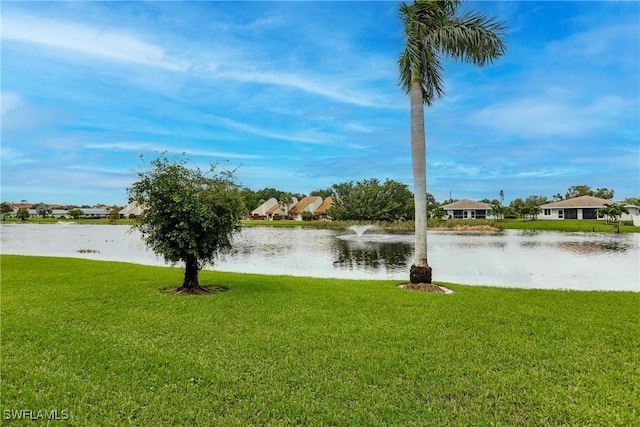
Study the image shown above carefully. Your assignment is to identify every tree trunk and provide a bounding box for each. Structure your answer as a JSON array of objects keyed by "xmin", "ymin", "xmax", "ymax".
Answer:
[
  {"xmin": 410, "ymin": 80, "xmax": 432, "ymax": 284},
  {"xmin": 182, "ymin": 255, "xmax": 201, "ymax": 289}
]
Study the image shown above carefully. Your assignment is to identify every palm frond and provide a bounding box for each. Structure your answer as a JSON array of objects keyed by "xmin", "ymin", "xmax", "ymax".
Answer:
[
  {"xmin": 432, "ymin": 10, "xmax": 507, "ymax": 66},
  {"xmin": 398, "ymin": 0, "xmax": 507, "ymax": 104}
]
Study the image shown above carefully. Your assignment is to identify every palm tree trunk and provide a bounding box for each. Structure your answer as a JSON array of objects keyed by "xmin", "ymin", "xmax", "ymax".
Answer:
[{"xmin": 410, "ymin": 81, "xmax": 432, "ymax": 284}]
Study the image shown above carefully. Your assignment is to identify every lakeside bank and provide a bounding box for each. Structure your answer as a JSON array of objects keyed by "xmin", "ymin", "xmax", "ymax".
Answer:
[{"xmin": 4, "ymin": 217, "xmax": 639, "ymax": 233}]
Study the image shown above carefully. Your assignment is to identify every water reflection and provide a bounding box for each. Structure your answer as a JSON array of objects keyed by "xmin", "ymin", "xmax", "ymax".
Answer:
[
  {"xmin": 515, "ymin": 231, "xmax": 636, "ymax": 256},
  {"xmin": 1, "ymin": 224, "xmax": 638, "ymax": 291},
  {"xmin": 332, "ymin": 238, "xmax": 413, "ymax": 273},
  {"xmin": 551, "ymin": 240, "xmax": 634, "ymax": 256}
]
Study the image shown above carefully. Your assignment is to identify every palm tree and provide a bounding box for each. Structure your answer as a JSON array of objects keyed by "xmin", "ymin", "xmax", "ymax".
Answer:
[
  {"xmin": 278, "ymin": 194, "xmax": 293, "ymax": 219},
  {"xmin": 488, "ymin": 203, "xmax": 506, "ymax": 221},
  {"xmin": 398, "ymin": 0, "xmax": 506, "ymax": 284},
  {"xmin": 599, "ymin": 203, "xmax": 629, "ymax": 224}
]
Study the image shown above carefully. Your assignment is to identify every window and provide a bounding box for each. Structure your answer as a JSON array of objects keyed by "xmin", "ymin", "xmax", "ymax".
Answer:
[
  {"xmin": 583, "ymin": 208, "xmax": 597, "ymax": 219},
  {"xmin": 476, "ymin": 210, "xmax": 486, "ymax": 219},
  {"xmin": 564, "ymin": 209, "xmax": 577, "ymax": 219},
  {"xmin": 558, "ymin": 210, "xmax": 563, "ymax": 219},
  {"xmin": 544, "ymin": 209, "xmax": 551, "ymax": 216},
  {"xmin": 453, "ymin": 210, "xmax": 463, "ymax": 219},
  {"xmin": 463, "ymin": 211, "xmax": 468, "ymax": 219}
]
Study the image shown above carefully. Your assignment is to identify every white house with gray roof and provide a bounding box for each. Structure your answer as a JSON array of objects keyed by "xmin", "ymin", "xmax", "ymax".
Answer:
[
  {"xmin": 441, "ymin": 199, "xmax": 495, "ymax": 220},
  {"xmin": 539, "ymin": 195, "xmax": 639, "ymax": 221}
]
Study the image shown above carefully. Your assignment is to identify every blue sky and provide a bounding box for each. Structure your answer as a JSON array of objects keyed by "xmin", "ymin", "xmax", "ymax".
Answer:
[{"xmin": 1, "ymin": 1, "xmax": 638, "ymax": 206}]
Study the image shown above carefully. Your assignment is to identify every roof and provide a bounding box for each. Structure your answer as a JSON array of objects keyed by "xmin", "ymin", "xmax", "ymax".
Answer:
[
  {"xmin": 250, "ymin": 198, "xmax": 277, "ymax": 215},
  {"xmin": 540, "ymin": 195, "xmax": 615, "ymax": 208},
  {"xmin": 289, "ymin": 196, "xmax": 321, "ymax": 214},
  {"xmin": 441, "ymin": 199, "xmax": 491, "ymax": 210},
  {"xmin": 119, "ymin": 201, "xmax": 144, "ymax": 216},
  {"xmin": 314, "ymin": 197, "xmax": 333, "ymax": 215},
  {"xmin": 265, "ymin": 203, "xmax": 281, "ymax": 215}
]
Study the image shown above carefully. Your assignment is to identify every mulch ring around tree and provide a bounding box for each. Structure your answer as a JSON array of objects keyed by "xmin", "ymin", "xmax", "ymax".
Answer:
[
  {"xmin": 158, "ymin": 284, "xmax": 229, "ymax": 295},
  {"xmin": 399, "ymin": 283, "xmax": 454, "ymax": 294}
]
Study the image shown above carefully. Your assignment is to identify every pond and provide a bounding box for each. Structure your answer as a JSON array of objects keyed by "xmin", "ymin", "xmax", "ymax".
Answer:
[{"xmin": 1, "ymin": 223, "xmax": 638, "ymax": 292}]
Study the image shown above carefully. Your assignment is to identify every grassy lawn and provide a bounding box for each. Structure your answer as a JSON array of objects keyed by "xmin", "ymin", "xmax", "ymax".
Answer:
[
  {"xmin": 2, "ymin": 255, "xmax": 638, "ymax": 425},
  {"xmin": 5, "ymin": 217, "xmax": 639, "ymax": 233},
  {"xmin": 242, "ymin": 218, "xmax": 640, "ymax": 233},
  {"xmin": 499, "ymin": 219, "xmax": 640, "ymax": 233}
]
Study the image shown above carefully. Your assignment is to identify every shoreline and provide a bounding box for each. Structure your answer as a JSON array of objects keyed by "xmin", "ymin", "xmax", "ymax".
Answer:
[{"xmin": 3, "ymin": 218, "xmax": 639, "ymax": 233}]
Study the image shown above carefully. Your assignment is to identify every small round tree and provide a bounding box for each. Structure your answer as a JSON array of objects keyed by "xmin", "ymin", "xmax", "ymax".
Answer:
[
  {"xmin": 1, "ymin": 202, "xmax": 13, "ymax": 221},
  {"xmin": 128, "ymin": 154, "xmax": 245, "ymax": 294},
  {"xmin": 16, "ymin": 207, "xmax": 30, "ymax": 221},
  {"xmin": 108, "ymin": 206, "xmax": 121, "ymax": 222},
  {"xmin": 68, "ymin": 209, "xmax": 85, "ymax": 219},
  {"xmin": 34, "ymin": 202, "xmax": 52, "ymax": 218}
]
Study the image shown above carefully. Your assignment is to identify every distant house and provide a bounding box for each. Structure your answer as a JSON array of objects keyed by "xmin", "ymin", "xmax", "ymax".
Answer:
[
  {"xmin": 250, "ymin": 198, "xmax": 278, "ymax": 220},
  {"xmin": 441, "ymin": 199, "xmax": 493, "ymax": 220},
  {"xmin": 250, "ymin": 197, "xmax": 298, "ymax": 220},
  {"xmin": 72, "ymin": 208, "xmax": 111, "ymax": 218},
  {"xmin": 119, "ymin": 201, "xmax": 144, "ymax": 219},
  {"xmin": 314, "ymin": 197, "xmax": 333, "ymax": 220},
  {"xmin": 289, "ymin": 196, "xmax": 323, "ymax": 221},
  {"xmin": 539, "ymin": 196, "xmax": 640, "ymax": 220}
]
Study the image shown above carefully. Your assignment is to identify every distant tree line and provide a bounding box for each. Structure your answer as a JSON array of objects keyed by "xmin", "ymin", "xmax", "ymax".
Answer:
[
  {"xmin": 0, "ymin": 201, "xmax": 119, "ymax": 221},
  {"xmin": 238, "ymin": 183, "xmax": 637, "ymax": 222},
  {"xmin": 3, "ymin": 183, "xmax": 636, "ymax": 224}
]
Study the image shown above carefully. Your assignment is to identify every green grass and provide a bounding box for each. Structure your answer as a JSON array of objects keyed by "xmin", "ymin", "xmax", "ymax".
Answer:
[
  {"xmin": 500, "ymin": 219, "xmax": 640, "ymax": 233},
  {"xmin": 242, "ymin": 218, "xmax": 640, "ymax": 233},
  {"xmin": 2, "ymin": 255, "xmax": 638, "ymax": 425},
  {"xmin": 242, "ymin": 219, "xmax": 416, "ymax": 232},
  {"xmin": 5, "ymin": 217, "xmax": 639, "ymax": 232}
]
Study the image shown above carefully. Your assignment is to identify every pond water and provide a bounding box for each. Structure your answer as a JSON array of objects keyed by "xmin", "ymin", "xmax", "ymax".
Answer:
[{"xmin": 1, "ymin": 223, "xmax": 638, "ymax": 291}]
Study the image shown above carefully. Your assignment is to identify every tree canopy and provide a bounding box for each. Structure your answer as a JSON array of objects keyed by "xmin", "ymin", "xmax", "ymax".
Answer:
[
  {"xmin": 598, "ymin": 204, "xmax": 629, "ymax": 224},
  {"xmin": 565, "ymin": 185, "xmax": 614, "ymax": 200},
  {"xmin": 67, "ymin": 209, "xmax": 85, "ymax": 219},
  {"xmin": 1, "ymin": 202, "xmax": 13, "ymax": 220},
  {"xmin": 128, "ymin": 154, "xmax": 245, "ymax": 292},
  {"xmin": 34, "ymin": 202, "xmax": 52, "ymax": 218},
  {"xmin": 16, "ymin": 207, "xmax": 30, "ymax": 221},
  {"xmin": 329, "ymin": 178, "xmax": 414, "ymax": 222}
]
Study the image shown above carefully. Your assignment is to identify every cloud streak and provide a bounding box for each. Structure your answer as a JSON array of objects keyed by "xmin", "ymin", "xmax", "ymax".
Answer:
[
  {"xmin": 2, "ymin": 12, "xmax": 188, "ymax": 71},
  {"xmin": 1, "ymin": 1, "xmax": 637, "ymax": 205},
  {"xmin": 85, "ymin": 142, "xmax": 263, "ymax": 160},
  {"xmin": 470, "ymin": 94, "xmax": 633, "ymax": 138}
]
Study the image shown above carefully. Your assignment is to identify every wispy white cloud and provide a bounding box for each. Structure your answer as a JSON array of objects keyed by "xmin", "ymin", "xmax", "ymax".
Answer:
[
  {"xmin": 1, "ymin": 12, "xmax": 188, "ymax": 71},
  {"xmin": 1, "ymin": 92, "xmax": 23, "ymax": 116},
  {"xmin": 546, "ymin": 21, "xmax": 639, "ymax": 66},
  {"xmin": 469, "ymin": 93, "xmax": 633, "ymax": 138},
  {"xmin": 211, "ymin": 66, "xmax": 394, "ymax": 109},
  {"xmin": 207, "ymin": 115, "xmax": 334, "ymax": 146},
  {"xmin": 1, "ymin": 10, "xmax": 399, "ymax": 110},
  {"xmin": 430, "ymin": 162, "xmax": 482, "ymax": 177},
  {"xmin": 1, "ymin": 12, "xmax": 395, "ymax": 110},
  {"xmin": 0, "ymin": 147, "xmax": 38, "ymax": 165},
  {"xmin": 513, "ymin": 169, "xmax": 577, "ymax": 179},
  {"xmin": 1, "ymin": 1, "xmax": 638, "ymax": 204},
  {"xmin": 85, "ymin": 142, "xmax": 263, "ymax": 160}
]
